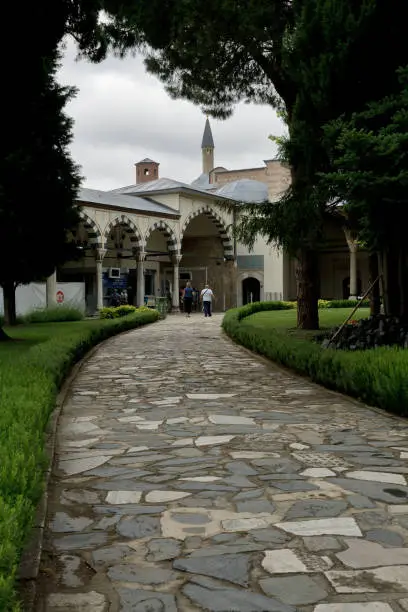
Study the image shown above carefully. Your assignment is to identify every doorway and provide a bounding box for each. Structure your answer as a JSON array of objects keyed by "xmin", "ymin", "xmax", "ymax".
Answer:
[{"xmin": 242, "ymin": 277, "xmax": 261, "ymax": 305}]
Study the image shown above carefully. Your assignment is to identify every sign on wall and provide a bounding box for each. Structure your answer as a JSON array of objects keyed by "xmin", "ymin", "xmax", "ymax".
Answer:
[{"xmin": 0, "ymin": 282, "xmax": 85, "ymax": 315}]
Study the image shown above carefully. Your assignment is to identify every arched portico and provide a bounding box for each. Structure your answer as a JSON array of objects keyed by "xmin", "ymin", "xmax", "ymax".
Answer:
[
  {"xmin": 58, "ymin": 212, "xmax": 104, "ymax": 312},
  {"xmin": 101, "ymin": 215, "xmax": 144, "ymax": 307},
  {"xmin": 144, "ymin": 221, "xmax": 180, "ymax": 310},
  {"xmin": 180, "ymin": 207, "xmax": 236, "ymax": 311}
]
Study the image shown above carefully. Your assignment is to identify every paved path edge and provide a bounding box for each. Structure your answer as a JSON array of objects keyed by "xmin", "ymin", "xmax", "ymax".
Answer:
[
  {"xmin": 222, "ymin": 328, "xmax": 408, "ymax": 426},
  {"xmin": 17, "ymin": 324, "xmax": 158, "ymax": 611}
]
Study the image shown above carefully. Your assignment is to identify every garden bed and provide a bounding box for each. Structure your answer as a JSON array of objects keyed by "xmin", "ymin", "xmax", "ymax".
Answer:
[
  {"xmin": 0, "ymin": 309, "xmax": 159, "ymax": 610},
  {"xmin": 222, "ymin": 302, "xmax": 408, "ymax": 419}
]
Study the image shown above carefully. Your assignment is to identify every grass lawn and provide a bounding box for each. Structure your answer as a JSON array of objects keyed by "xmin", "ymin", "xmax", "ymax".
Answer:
[
  {"xmin": 223, "ymin": 301, "xmax": 408, "ymax": 420},
  {"xmin": 241, "ymin": 307, "xmax": 370, "ymax": 338},
  {"xmin": 0, "ymin": 312, "xmax": 159, "ymax": 611},
  {"xmin": 0, "ymin": 320, "xmax": 111, "ymax": 361}
]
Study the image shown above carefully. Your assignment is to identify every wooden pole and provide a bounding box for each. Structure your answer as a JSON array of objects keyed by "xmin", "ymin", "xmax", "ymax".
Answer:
[{"xmin": 326, "ymin": 275, "xmax": 381, "ymax": 348}]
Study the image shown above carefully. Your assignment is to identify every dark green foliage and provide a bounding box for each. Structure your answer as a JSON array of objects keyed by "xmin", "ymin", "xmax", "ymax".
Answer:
[
  {"xmin": 0, "ymin": 48, "xmax": 82, "ymax": 327},
  {"xmin": 223, "ymin": 303, "xmax": 408, "ymax": 418},
  {"xmin": 322, "ymin": 300, "xmax": 370, "ymax": 309},
  {"xmin": 323, "ymin": 67, "xmax": 408, "ymax": 251},
  {"xmin": 0, "ymin": 310, "xmax": 158, "ymax": 609}
]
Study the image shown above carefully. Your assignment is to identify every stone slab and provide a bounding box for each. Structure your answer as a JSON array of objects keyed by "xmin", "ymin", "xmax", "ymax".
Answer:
[{"xmin": 260, "ymin": 575, "xmax": 327, "ymax": 604}]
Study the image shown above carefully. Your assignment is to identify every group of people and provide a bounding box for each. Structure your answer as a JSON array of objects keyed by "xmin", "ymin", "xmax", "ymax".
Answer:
[
  {"xmin": 109, "ymin": 288, "xmax": 128, "ymax": 307},
  {"xmin": 181, "ymin": 281, "xmax": 215, "ymax": 317}
]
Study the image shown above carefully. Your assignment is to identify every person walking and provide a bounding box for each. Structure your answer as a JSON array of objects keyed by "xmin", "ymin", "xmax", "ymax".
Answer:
[
  {"xmin": 182, "ymin": 281, "xmax": 194, "ymax": 317},
  {"xmin": 200, "ymin": 284, "xmax": 215, "ymax": 317}
]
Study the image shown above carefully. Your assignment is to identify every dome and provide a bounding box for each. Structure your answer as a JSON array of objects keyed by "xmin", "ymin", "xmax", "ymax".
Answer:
[
  {"xmin": 191, "ymin": 173, "xmax": 212, "ymax": 190},
  {"xmin": 215, "ymin": 179, "xmax": 268, "ymax": 203}
]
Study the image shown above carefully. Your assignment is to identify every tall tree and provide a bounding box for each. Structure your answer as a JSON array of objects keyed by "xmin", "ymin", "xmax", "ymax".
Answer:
[
  {"xmin": 86, "ymin": 0, "xmax": 408, "ymax": 328},
  {"xmin": 93, "ymin": 1, "xmax": 330, "ymax": 326},
  {"xmin": 323, "ymin": 67, "xmax": 408, "ymax": 318},
  {"xmin": 0, "ymin": 50, "xmax": 81, "ymax": 332}
]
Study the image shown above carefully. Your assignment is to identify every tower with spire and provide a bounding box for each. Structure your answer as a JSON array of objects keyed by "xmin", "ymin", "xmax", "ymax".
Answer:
[{"xmin": 201, "ymin": 117, "xmax": 214, "ymax": 175}]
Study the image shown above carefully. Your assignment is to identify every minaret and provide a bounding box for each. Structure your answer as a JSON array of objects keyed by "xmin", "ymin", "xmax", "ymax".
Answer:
[{"xmin": 201, "ymin": 117, "xmax": 214, "ymax": 175}]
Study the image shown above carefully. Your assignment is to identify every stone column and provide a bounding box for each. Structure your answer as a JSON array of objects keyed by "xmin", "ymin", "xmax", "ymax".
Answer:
[
  {"xmin": 46, "ymin": 270, "xmax": 57, "ymax": 307},
  {"xmin": 172, "ymin": 254, "xmax": 182, "ymax": 311},
  {"xmin": 96, "ymin": 248, "xmax": 107, "ymax": 310},
  {"xmin": 136, "ymin": 252, "xmax": 146, "ymax": 307},
  {"xmin": 344, "ymin": 229, "xmax": 358, "ymax": 300}
]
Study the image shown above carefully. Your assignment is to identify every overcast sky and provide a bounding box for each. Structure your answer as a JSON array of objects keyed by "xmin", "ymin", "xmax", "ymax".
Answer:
[{"xmin": 58, "ymin": 38, "xmax": 286, "ymax": 191}]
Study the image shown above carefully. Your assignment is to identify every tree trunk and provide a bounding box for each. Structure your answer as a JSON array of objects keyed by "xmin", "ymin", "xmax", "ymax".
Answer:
[
  {"xmin": 368, "ymin": 253, "xmax": 381, "ymax": 316},
  {"xmin": 296, "ymin": 248, "xmax": 320, "ymax": 329},
  {"xmin": 398, "ymin": 244, "xmax": 408, "ymax": 321},
  {"xmin": 383, "ymin": 247, "xmax": 400, "ymax": 317},
  {"xmin": 3, "ymin": 282, "xmax": 17, "ymax": 326}
]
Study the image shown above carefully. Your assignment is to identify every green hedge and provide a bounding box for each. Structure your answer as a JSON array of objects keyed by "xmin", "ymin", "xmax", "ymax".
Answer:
[
  {"xmin": 23, "ymin": 305, "xmax": 84, "ymax": 323},
  {"xmin": 0, "ymin": 310, "xmax": 159, "ymax": 610},
  {"xmin": 222, "ymin": 302, "xmax": 408, "ymax": 418},
  {"xmin": 319, "ymin": 299, "xmax": 370, "ymax": 309},
  {"xmin": 99, "ymin": 305, "xmax": 142, "ymax": 319}
]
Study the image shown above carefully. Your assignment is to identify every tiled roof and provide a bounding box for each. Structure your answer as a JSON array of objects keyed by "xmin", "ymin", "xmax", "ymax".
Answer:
[{"xmin": 76, "ymin": 187, "xmax": 179, "ymax": 216}]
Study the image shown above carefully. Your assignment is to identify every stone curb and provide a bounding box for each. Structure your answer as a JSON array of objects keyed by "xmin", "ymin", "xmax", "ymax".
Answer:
[
  {"xmin": 17, "ymin": 323, "xmax": 158, "ymax": 611},
  {"xmin": 222, "ymin": 328, "xmax": 408, "ymax": 425}
]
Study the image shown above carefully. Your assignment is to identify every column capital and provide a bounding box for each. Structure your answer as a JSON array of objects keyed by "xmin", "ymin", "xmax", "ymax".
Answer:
[
  {"xmin": 171, "ymin": 253, "xmax": 182, "ymax": 265},
  {"xmin": 136, "ymin": 251, "xmax": 146, "ymax": 263},
  {"xmin": 96, "ymin": 248, "xmax": 107, "ymax": 262}
]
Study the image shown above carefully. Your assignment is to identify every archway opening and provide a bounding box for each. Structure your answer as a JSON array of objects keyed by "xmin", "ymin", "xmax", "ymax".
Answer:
[
  {"xmin": 242, "ymin": 277, "xmax": 261, "ymax": 305},
  {"xmin": 144, "ymin": 226, "xmax": 176, "ymax": 305},
  {"xmin": 60, "ymin": 218, "xmax": 101, "ymax": 313},
  {"xmin": 103, "ymin": 219, "xmax": 142, "ymax": 307},
  {"xmin": 181, "ymin": 212, "xmax": 235, "ymax": 311}
]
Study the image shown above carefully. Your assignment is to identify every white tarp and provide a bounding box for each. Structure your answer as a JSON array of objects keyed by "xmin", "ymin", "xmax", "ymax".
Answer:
[{"xmin": 0, "ymin": 282, "xmax": 85, "ymax": 315}]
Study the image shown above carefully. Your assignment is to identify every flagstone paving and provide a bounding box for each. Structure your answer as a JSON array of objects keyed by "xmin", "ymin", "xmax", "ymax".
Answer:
[{"xmin": 36, "ymin": 313, "xmax": 408, "ymax": 611}]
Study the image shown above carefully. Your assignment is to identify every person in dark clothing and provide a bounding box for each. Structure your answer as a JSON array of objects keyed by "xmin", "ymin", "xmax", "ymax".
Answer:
[{"xmin": 182, "ymin": 281, "xmax": 194, "ymax": 317}]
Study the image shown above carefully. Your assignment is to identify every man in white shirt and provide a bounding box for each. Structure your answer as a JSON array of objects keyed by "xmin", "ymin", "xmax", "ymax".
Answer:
[{"xmin": 200, "ymin": 284, "xmax": 215, "ymax": 317}]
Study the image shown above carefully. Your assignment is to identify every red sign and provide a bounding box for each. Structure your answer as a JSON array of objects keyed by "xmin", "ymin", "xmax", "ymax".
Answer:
[{"xmin": 56, "ymin": 290, "xmax": 64, "ymax": 304}]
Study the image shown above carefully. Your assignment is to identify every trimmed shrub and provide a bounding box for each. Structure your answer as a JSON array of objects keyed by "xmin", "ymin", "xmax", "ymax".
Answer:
[
  {"xmin": 23, "ymin": 305, "xmax": 84, "ymax": 323},
  {"xmin": 99, "ymin": 305, "xmax": 142, "ymax": 319},
  {"xmin": 324, "ymin": 299, "xmax": 370, "ymax": 309},
  {"xmin": 235, "ymin": 301, "xmax": 295, "ymax": 322},
  {"xmin": 0, "ymin": 309, "xmax": 159, "ymax": 610},
  {"xmin": 222, "ymin": 303, "xmax": 408, "ymax": 418}
]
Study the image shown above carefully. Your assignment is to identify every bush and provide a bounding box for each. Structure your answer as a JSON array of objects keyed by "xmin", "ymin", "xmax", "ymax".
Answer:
[
  {"xmin": 222, "ymin": 302, "xmax": 408, "ymax": 418},
  {"xmin": 236, "ymin": 301, "xmax": 295, "ymax": 321},
  {"xmin": 100, "ymin": 305, "xmax": 139, "ymax": 319},
  {"xmin": 0, "ymin": 309, "xmax": 159, "ymax": 610},
  {"xmin": 323, "ymin": 299, "xmax": 370, "ymax": 309},
  {"xmin": 22, "ymin": 305, "xmax": 84, "ymax": 323}
]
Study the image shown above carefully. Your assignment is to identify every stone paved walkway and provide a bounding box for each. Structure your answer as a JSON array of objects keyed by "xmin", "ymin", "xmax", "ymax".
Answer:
[{"xmin": 36, "ymin": 314, "xmax": 408, "ymax": 612}]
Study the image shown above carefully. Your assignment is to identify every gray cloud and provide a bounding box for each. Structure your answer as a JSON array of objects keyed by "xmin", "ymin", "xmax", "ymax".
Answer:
[{"xmin": 58, "ymin": 38, "xmax": 286, "ymax": 190}]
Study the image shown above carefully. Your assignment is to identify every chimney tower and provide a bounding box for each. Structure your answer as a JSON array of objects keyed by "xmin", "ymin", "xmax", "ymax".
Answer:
[{"xmin": 135, "ymin": 158, "xmax": 159, "ymax": 184}]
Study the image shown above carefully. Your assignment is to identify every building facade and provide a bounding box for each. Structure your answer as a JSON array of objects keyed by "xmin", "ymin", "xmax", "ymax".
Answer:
[{"xmin": 50, "ymin": 119, "xmax": 366, "ymax": 313}]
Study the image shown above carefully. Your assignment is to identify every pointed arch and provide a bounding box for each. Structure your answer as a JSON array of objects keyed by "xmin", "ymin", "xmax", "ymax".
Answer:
[
  {"xmin": 78, "ymin": 211, "xmax": 103, "ymax": 247},
  {"xmin": 104, "ymin": 214, "xmax": 144, "ymax": 251},
  {"xmin": 181, "ymin": 206, "xmax": 234, "ymax": 259},
  {"xmin": 145, "ymin": 220, "xmax": 179, "ymax": 254}
]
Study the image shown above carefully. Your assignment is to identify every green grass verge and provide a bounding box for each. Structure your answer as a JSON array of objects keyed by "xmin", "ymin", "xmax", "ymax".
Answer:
[
  {"xmin": 0, "ymin": 310, "xmax": 159, "ymax": 611},
  {"xmin": 222, "ymin": 302, "xmax": 408, "ymax": 418}
]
